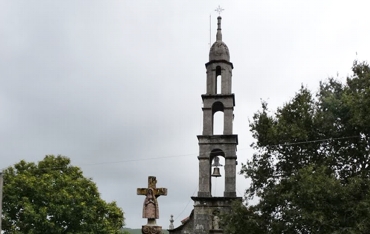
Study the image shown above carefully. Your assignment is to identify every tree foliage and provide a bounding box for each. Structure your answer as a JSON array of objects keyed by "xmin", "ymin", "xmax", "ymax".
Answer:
[
  {"xmin": 225, "ymin": 61, "xmax": 370, "ymax": 233},
  {"xmin": 2, "ymin": 155, "xmax": 124, "ymax": 234}
]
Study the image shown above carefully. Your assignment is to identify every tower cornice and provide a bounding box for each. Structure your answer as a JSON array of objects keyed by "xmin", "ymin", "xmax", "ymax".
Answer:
[
  {"xmin": 201, "ymin": 94, "xmax": 235, "ymax": 107},
  {"xmin": 197, "ymin": 134, "xmax": 238, "ymax": 145},
  {"xmin": 205, "ymin": 60, "xmax": 233, "ymax": 69}
]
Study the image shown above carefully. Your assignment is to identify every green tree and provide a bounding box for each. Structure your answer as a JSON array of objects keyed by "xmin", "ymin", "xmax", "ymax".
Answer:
[
  {"xmin": 224, "ymin": 61, "xmax": 370, "ymax": 233},
  {"xmin": 2, "ymin": 155, "xmax": 124, "ymax": 234},
  {"xmin": 221, "ymin": 200, "xmax": 266, "ymax": 234}
]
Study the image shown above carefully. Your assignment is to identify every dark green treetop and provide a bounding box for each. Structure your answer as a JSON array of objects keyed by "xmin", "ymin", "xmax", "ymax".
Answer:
[
  {"xmin": 224, "ymin": 61, "xmax": 370, "ymax": 233},
  {"xmin": 2, "ymin": 155, "xmax": 124, "ymax": 234}
]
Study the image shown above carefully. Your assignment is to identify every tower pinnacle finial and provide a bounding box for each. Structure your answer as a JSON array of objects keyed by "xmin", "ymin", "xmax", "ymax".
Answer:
[
  {"xmin": 169, "ymin": 215, "xmax": 174, "ymax": 229},
  {"xmin": 216, "ymin": 16, "xmax": 222, "ymax": 41},
  {"xmin": 214, "ymin": 6, "xmax": 224, "ymax": 42}
]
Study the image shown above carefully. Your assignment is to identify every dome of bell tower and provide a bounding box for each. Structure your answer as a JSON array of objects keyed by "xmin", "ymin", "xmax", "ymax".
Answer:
[{"xmin": 209, "ymin": 16, "xmax": 230, "ymax": 62}]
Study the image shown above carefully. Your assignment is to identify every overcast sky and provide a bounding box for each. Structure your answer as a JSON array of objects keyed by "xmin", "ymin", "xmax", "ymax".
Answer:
[{"xmin": 1, "ymin": 0, "xmax": 370, "ymax": 229}]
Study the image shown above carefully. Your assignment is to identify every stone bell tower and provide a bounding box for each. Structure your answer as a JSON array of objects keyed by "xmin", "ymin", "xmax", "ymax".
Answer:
[
  {"xmin": 169, "ymin": 15, "xmax": 240, "ymax": 234},
  {"xmin": 197, "ymin": 15, "xmax": 237, "ymax": 199}
]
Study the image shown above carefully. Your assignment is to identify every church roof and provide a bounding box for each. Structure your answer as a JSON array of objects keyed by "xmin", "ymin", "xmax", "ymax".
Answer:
[{"xmin": 209, "ymin": 16, "xmax": 230, "ymax": 62}]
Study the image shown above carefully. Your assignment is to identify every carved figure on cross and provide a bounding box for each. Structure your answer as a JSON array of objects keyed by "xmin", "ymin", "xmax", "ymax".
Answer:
[{"xmin": 137, "ymin": 176, "xmax": 167, "ymax": 225}]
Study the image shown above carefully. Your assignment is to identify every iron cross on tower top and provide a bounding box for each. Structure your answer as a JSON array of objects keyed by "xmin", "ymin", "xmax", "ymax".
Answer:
[{"xmin": 215, "ymin": 5, "xmax": 224, "ymax": 16}]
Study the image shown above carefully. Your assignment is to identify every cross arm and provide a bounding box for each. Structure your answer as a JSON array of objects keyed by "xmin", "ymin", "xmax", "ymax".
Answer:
[
  {"xmin": 154, "ymin": 188, "xmax": 167, "ymax": 197},
  {"xmin": 137, "ymin": 188, "xmax": 148, "ymax": 195}
]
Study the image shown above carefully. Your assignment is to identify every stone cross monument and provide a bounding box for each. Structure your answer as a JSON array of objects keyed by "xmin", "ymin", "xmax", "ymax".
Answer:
[{"xmin": 137, "ymin": 176, "xmax": 167, "ymax": 234}]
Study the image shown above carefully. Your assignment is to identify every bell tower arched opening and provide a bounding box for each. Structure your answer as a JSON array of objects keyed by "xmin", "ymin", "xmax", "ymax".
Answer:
[
  {"xmin": 211, "ymin": 157, "xmax": 225, "ymax": 197},
  {"xmin": 210, "ymin": 149, "xmax": 225, "ymax": 197},
  {"xmin": 216, "ymin": 66, "xmax": 221, "ymax": 94},
  {"xmin": 213, "ymin": 112, "xmax": 223, "ymax": 135},
  {"xmin": 212, "ymin": 102, "xmax": 224, "ymax": 135}
]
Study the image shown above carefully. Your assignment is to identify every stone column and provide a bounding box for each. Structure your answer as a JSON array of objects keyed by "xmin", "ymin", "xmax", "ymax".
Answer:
[
  {"xmin": 223, "ymin": 107, "xmax": 233, "ymax": 135},
  {"xmin": 224, "ymin": 158, "xmax": 236, "ymax": 197}
]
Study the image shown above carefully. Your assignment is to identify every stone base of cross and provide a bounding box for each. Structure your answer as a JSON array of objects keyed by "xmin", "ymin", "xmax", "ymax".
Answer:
[{"xmin": 142, "ymin": 225, "xmax": 162, "ymax": 234}]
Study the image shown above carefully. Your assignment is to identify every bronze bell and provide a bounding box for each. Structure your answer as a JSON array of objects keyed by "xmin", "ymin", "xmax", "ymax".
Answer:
[
  {"xmin": 212, "ymin": 167, "xmax": 221, "ymax": 177},
  {"xmin": 212, "ymin": 156, "xmax": 222, "ymax": 167}
]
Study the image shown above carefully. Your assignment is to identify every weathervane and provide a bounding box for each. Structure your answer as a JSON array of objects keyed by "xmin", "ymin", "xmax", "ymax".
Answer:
[{"xmin": 215, "ymin": 5, "xmax": 224, "ymax": 16}]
